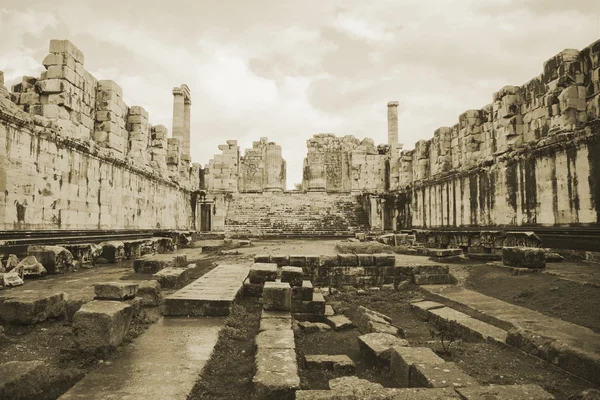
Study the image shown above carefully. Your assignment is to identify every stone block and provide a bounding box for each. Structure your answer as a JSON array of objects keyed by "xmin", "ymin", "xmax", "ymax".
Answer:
[
  {"xmin": 358, "ymin": 333, "xmax": 409, "ymax": 364},
  {"xmin": 326, "ymin": 315, "xmax": 355, "ymax": 331},
  {"xmin": 0, "ymin": 271, "xmax": 23, "ymax": 289},
  {"xmin": 426, "ymin": 248, "xmax": 463, "ymax": 257},
  {"xmin": 357, "ymin": 254, "xmax": 374, "ymax": 266},
  {"xmin": 99, "ymin": 241, "xmax": 125, "ymax": 263},
  {"xmin": 281, "ymin": 266, "xmax": 304, "ymax": 286},
  {"xmin": 243, "ymin": 278, "xmax": 263, "ymax": 297},
  {"xmin": 319, "ymin": 255, "xmax": 338, "ymax": 267},
  {"xmin": 306, "ymin": 292, "xmax": 326, "ymax": 314},
  {"xmin": 262, "ymin": 309, "xmax": 292, "ymax": 320},
  {"xmin": 254, "ymin": 255, "xmax": 270, "ymax": 263},
  {"xmin": 94, "ymin": 282, "xmax": 138, "ymax": 300},
  {"xmin": 304, "ymin": 355, "xmax": 355, "ymax": 373},
  {"xmin": 410, "ymin": 301, "xmax": 445, "ymax": 321},
  {"xmin": 248, "ymin": 263, "xmax": 278, "ymax": 284},
  {"xmin": 325, "ymin": 304, "xmax": 334, "ymax": 316},
  {"xmin": 73, "ymin": 300, "xmax": 133, "ymax": 351},
  {"xmin": 374, "ymin": 254, "xmax": 395, "ymax": 266},
  {"xmin": 389, "ymin": 346, "xmax": 444, "ymax": 387},
  {"xmin": 289, "ymin": 255, "xmax": 307, "ymax": 267},
  {"xmin": 152, "ymin": 267, "xmax": 189, "ymax": 288},
  {"xmin": 253, "ymin": 347, "xmax": 299, "ymax": 400},
  {"xmin": 411, "ymin": 362, "xmax": 478, "ymax": 388},
  {"xmin": 292, "ymin": 280, "xmax": 314, "ymax": 301},
  {"xmin": 414, "ymin": 274, "xmax": 454, "ymax": 285},
  {"xmin": 133, "ymin": 254, "xmax": 187, "ymax": 273},
  {"xmin": 305, "ymin": 255, "xmax": 321, "ymax": 267},
  {"xmin": 0, "ymin": 360, "xmax": 47, "ymax": 400},
  {"xmin": 27, "ymin": 245, "xmax": 74, "ymax": 274},
  {"xmin": 259, "ymin": 317, "xmax": 291, "ymax": 332},
  {"xmin": 270, "ymin": 255, "xmax": 289, "ymax": 267},
  {"xmin": 502, "ymin": 247, "xmax": 546, "ymax": 269},
  {"xmin": 368, "ymin": 320, "xmax": 401, "ymax": 336},
  {"xmin": 338, "ymin": 254, "xmax": 358, "ymax": 266},
  {"xmin": 262, "ymin": 281, "xmax": 291, "ymax": 311},
  {"xmin": 63, "ymin": 243, "xmax": 102, "ymax": 267},
  {"xmin": 298, "ymin": 321, "xmax": 331, "ymax": 332},
  {"xmin": 18, "ymin": 256, "xmax": 46, "ymax": 277},
  {"xmin": 255, "ymin": 329, "xmax": 295, "ymax": 349},
  {"xmin": 136, "ymin": 280, "xmax": 162, "ymax": 306},
  {"xmin": 456, "ymin": 384, "xmax": 554, "ymax": 400},
  {"xmin": 0, "ymin": 292, "xmax": 66, "ymax": 324}
]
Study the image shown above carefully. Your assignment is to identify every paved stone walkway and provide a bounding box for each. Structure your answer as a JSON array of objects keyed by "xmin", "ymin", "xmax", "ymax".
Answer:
[
  {"xmin": 164, "ymin": 263, "xmax": 250, "ymax": 316},
  {"xmin": 60, "ymin": 317, "xmax": 223, "ymax": 400},
  {"xmin": 422, "ymin": 285, "xmax": 600, "ymax": 355}
]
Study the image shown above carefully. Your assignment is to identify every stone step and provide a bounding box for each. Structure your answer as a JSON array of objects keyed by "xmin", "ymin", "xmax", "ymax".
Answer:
[
  {"xmin": 163, "ymin": 264, "xmax": 249, "ymax": 317},
  {"xmin": 427, "ymin": 306, "xmax": 508, "ymax": 343}
]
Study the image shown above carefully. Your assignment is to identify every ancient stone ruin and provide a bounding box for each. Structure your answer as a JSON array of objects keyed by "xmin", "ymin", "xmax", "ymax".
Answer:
[{"xmin": 0, "ymin": 38, "xmax": 599, "ymax": 400}]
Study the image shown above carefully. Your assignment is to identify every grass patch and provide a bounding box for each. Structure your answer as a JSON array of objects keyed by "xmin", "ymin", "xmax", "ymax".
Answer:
[{"xmin": 188, "ymin": 297, "xmax": 261, "ymax": 400}]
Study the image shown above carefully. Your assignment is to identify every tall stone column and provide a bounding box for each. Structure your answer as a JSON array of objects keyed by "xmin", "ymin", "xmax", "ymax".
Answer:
[
  {"xmin": 264, "ymin": 144, "xmax": 284, "ymax": 192},
  {"xmin": 183, "ymin": 98, "xmax": 191, "ymax": 157},
  {"xmin": 388, "ymin": 101, "xmax": 400, "ymax": 190},
  {"xmin": 172, "ymin": 84, "xmax": 191, "ymax": 157}
]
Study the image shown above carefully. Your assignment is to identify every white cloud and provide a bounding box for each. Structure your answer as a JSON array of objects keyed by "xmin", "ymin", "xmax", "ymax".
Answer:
[{"xmin": 333, "ymin": 12, "xmax": 396, "ymax": 42}]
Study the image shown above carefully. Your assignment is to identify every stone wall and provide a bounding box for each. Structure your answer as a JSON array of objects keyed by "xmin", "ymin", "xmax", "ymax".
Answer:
[
  {"xmin": 387, "ymin": 39, "xmax": 600, "ymax": 229},
  {"xmin": 302, "ymin": 134, "xmax": 387, "ymax": 193},
  {"xmin": 204, "ymin": 137, "xmax": 286, "ymax": 193},
  {"xmin": 0, "ymin": 40, "xmax": 198, "ymax": 231}
]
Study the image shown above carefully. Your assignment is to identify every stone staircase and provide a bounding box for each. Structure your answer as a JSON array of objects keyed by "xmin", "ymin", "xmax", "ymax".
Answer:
[{"xmin": 225, "ymin": 193, "xmax": 369, "ymax": 237}]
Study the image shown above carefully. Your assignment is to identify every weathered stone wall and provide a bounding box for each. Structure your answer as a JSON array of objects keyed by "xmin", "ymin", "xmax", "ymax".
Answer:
[
  {"xmin": 204, "ymin": 137, "xmax": 286, "ymax": 193},
  {"xmin": 0, "ymin": 40, "xmax": 198, "ymax": 231},
  {"xmin": 389, "ymin": 39, "xmax": 600, "ymax": 229},
  {"xmin": 302, "ymin": 134, "xmax": 387, "ymax": 193}
]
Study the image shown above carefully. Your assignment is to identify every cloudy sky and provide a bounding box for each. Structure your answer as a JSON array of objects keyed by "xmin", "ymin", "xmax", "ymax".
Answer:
[{"xmin": 1, "ymin": 1, "xmax": 599, "ymax": 188}]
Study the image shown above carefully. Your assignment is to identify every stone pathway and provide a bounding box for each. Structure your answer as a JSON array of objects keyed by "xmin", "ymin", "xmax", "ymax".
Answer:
[
  {"xmin": 164, "ymin": 263, "xmax": 250, "ymax": 316},
  {"xmin": 59, "ymin": 317, "xmax": 223, "ymax": 400}
]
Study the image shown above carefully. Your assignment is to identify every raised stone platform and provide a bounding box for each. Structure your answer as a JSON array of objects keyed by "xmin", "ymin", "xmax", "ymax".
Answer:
[{"xmin": 163, "ymin": 263, "xmax": 249, "ymax": 316}]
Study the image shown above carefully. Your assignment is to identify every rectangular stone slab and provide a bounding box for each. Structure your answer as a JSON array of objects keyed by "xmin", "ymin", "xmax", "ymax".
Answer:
[
  {"xmin": 253, "ymin": 347, "xmax": 299, "ymax": 400},
  {"xmin": 255, "ymin": 329, "xmax": 295, "ymax": 349},
  {"xmin": 152, "ymin": 266, "xmax": 190, "ymax": 289},
  {"xmin": 358, "ymin": 333, "xmax": 409, "ymax": 364},
  {"xmin": 281, "ymin": 266, "xmax": 304, "ymax": 286},
  {"xmin": 0, "ymin": 292, "xmax": 66, "ymax": 324},
  {"xmin": 304, "ymin": 354, "xmax": 355, "ymax": 372},
  {"xmin": 94, "ymin": 282, "xmax": 138, "ymax": 300},
  {"xmin": 410, "ymin": 300, "xmax": 445, "ymax": 321},
  {"xmin": 163, "ymin": 264, "xmax": 248, "ymax": 316},
  {"xmin": 248, "ymin": 262, "xmax": 278, "ymax": 284},
  {"xmin": 411, "ymin": 362, "xmax": 478, "ymax": 388},
  {"xmin": 389, "ymin": 345, "xmax": 444, "ymax": 387}
]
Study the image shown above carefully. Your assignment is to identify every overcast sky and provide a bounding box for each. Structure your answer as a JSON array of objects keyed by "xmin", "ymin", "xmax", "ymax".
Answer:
[{"xmin": 1, "ymin": 1, "xmax": 599, "ymax": 188}]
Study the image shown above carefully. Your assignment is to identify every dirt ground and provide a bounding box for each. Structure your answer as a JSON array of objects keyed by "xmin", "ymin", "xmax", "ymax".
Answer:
[{"xmin": 464, "ymin": 264, "xmax": 600, "ymax": 333}]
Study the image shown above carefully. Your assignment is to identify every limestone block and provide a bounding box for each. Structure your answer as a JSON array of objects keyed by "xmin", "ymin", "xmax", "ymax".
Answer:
[
  {"xmin": 270, "ymin": 255, "xmax": 289, "ymax": 266},
  {"xmin": 389, "ymin": 345, "xmax": 444, "ymax": 387},
  {"xmin": 253, "ymin": 347, "xmax": 299, "ymax": 400},
  {"xmin": 63, "ymin": 243, "xmax": 102, "ymax": 267},
  {"xmin": 73, "ymin": 300, "xmax": 134, "ymax": 351},
  {"xmin": 298, "ymin": 321, "xmax": 331, "ymax": 332},
  {"xmin": 281, "ymin": 266, "xmax": 303, "ymax": 286},
  {"xmin": 304, "ymin": 355, "xmax": 355, "ymax": 373},
  {"xmin": 292, "ymin": 280, "xmax": 314, "ymax": 301},
  {"xmin": 0, "ymin": 292, "xmax": 66, "ymax": 324},
  {"xmin": 243, "ymin": 278, "xmax": 264, "ymax": 297},
  {"xmin": 152, "ymin": 266, "xmax": 190, "ymax": 288},
  {"xmin": 358, "ymin": 333, "xmax": 408, "ymax": 364},
  {"xmin": 319, "ymin": 255, "xmax": 338, "ymax": 267},
  {"xmin": 99, "ymin": 241, "xmax": 125, "ymax": 263},
  {"xmin": 456, "ymin": 384, "xmax": 554, "ymax": 400},
  {"xmin": 289, "ymin": 255, "xmax": 307, "ymax": 267},
  {"xmin": 133, "ymin": 254, "xmax": 187, "ymax": 273},
  {"xmin": 338, "ymin": 254, "xmax": 358, "ymax": 266},
  {"xmin": 255, "ymin": 329, "xmax": 295, "ymax": 349},
  {"xmin": 94, "ymin": 282, "xmax": 139, "ymax": 300},
  {"xmin": 262, "ymin": 281, "xmax": 291, "ymax": 311},
  {"xmin": 368, "ymin": 320, "xmax": 401, "ymax": 336},
  {"xmin": 136, "ymin": 280, "xmax": 162, "ymax": 306},
  {"xmin": 326, "ymin": 315, "xmax": 354, "ymax": 331},
  {"xmin": 248, "ymin": 262, "xmax": 278, "ymax": 284},
  {"xmin": 374, "ymin": 254, "xmax": 395, "ymax": 267},
  {"xmin": 259, "ymin": 317, "xmax": 291, "ymax": 332},
  {"xmin": 16, "ymin": 256, "xmax": 46, "ymax": 277},
  {"xmin": 27, "ymin": 245, "xmax": 74, "ymax": 274},
  {"xmin": 502, "ymin": 247, "xmax": 546, "ymax": 269},
  {"xmin": 49, "ymin": 39, "xmax": 85, "ymax": 64},
  {"xmin": 410, "ymin": 300, "xmax": 445, "ymax": 321},
  {"xmin": 411, "ymin": 362, "xmax": 478, "ymax": 388}
]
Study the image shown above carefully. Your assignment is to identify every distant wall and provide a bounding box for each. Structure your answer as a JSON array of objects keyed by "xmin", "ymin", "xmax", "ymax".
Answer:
[{"xmin": 384, "ymin": 39, "xmax": 600, "ymax": 229}]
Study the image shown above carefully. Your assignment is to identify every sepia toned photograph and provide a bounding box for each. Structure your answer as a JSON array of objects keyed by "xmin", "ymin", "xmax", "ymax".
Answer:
[{"xmin": 0, "ymin": 1, "xmax": 599, "ymax": 399}]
